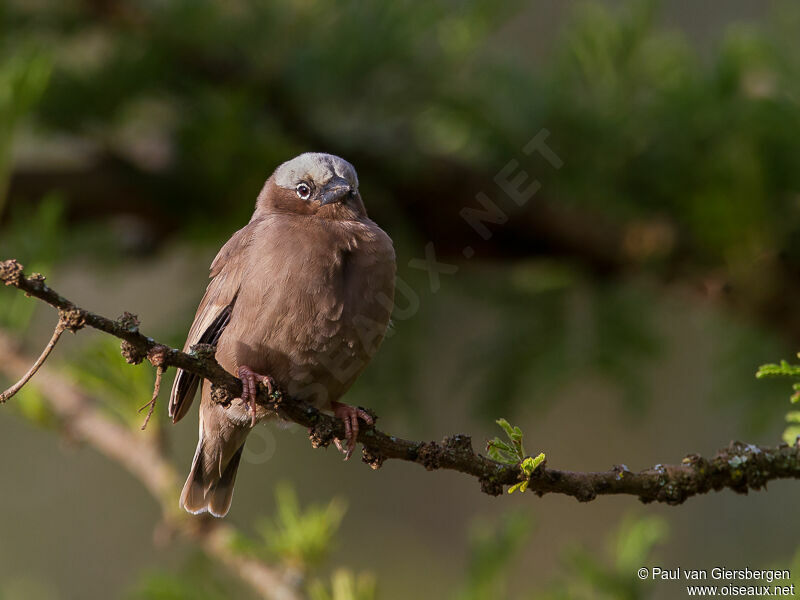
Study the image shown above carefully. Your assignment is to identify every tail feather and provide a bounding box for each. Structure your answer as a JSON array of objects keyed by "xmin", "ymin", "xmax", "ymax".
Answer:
[
  {"xmin": 180, "ymin": 434, "xmax": 245, "ymax": 518},
  {"xmin": 209, "ymin": 444, "xmax": 244, "ymax": 517}
]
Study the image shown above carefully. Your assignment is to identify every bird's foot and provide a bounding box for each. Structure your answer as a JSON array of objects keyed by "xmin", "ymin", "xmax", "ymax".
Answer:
[
  {"xmin": 331, "ymin": 401, "xmax": 374, "ymax": 460},
  {"xmin": 236, "ymin": 365, "xmax": 274, "ymax": 428}
]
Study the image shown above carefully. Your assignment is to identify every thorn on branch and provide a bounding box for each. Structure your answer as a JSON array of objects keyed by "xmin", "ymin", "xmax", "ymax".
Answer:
[
  {"xmin": 0, "ymin": 319, "xmax": 67, "ymax": 403},
  {"xmin": 139, "ymin": 365, "xmax": 164, "ymax": 430}
]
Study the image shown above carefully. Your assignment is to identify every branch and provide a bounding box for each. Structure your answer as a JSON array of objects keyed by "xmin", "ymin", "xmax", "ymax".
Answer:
[
  {"xmin": 3, "ymin": 257, "xmax": 800, "ymax": 506},
  {"xmin": 0, "ymin": 331, "xmax": 302, "ymax": 600}
]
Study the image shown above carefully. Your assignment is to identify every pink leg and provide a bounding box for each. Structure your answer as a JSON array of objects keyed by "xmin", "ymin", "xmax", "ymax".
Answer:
[
  {"xmin": 236, "ymin": 365, "xmax": 274, "ymax": 427},
  {"xmin": 331, "ymin": 401, "xmax": 374, "ymax": 460}
]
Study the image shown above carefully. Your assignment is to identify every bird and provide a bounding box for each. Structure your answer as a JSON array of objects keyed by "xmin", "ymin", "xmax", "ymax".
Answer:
[{"xmin": 168, "ymin": 152, "xmax": 396, "ymax": 517}]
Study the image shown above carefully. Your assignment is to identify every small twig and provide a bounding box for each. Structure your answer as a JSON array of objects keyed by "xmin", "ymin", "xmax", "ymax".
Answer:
[
  {"xmin": 139, "ymin": 364, "xmax": 164, "ymax": 430},
  {"xmin": 0, "ymin": 319, "xmax": 66, "ymax": 403}
]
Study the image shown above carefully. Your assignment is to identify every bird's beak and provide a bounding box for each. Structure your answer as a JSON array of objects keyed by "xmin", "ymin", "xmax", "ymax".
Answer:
[{"xmin": 319, "ymin": 177, "xmax": 353, "ymax": 206}]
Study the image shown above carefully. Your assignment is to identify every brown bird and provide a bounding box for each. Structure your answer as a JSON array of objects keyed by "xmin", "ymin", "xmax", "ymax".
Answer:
[{"xmin": 169, "ymin": 152, "xmax": 396, "ymax": 517}]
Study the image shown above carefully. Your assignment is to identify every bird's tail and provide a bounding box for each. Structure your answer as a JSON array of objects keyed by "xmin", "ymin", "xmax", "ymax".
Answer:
[{"xmin": 180, "ymin": 430, "xmax": 245, "ymax": 518}]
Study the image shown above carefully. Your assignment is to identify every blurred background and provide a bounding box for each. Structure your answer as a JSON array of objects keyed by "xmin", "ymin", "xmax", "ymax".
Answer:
[{"xmin": 2, "ymin": 0, "xmax": 800, "ymax": 598}]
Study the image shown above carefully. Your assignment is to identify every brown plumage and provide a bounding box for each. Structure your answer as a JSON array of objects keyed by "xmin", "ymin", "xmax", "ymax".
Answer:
[{"xmin": 169, "ymin": 153, "xmax": 396, "ymax": 517}]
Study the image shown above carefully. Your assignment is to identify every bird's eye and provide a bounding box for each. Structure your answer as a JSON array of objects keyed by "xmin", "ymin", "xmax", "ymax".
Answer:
[{"xmin": 296, "ymin": 182, "xmax": 311, "ymax": 200}]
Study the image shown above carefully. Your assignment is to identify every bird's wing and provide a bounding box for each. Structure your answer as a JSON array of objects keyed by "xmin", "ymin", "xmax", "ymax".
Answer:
[{"xmin": 168, "ymin": 224, "xmax": 255, "ymax": 423}]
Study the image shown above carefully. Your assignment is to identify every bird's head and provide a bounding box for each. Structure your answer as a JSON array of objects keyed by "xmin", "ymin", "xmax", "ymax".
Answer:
[{"xmin": 256, "ymin": 152, "xmax": 367, "ymax": 220}]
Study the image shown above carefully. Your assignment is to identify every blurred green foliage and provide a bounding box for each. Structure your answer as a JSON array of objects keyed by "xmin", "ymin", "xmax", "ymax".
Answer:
[
  {"xmin": 227, "ymin": 483, "xmax": 364, "ymax": 599},
  {"xmin": 0, "ymin": 42, "xmax": 50, "ymax": 211},
  {"xmin": 453, "ymin": 269, "xmax": 660, "ymax": 418},
  {"xmin": 3, "ymin": 0, "xmax": 799, "ymax": 268},
  {"xmin": 458, "ymin": 512, "xmax": 667, "ymax": 600},
  {"xmin": 766, "ymin": 549, "xmax": 800, "ymax": 599},
  {"xmin": 65, "ymin": 336, "xmax": 158, "ymax": 429},
  {"xmin": 0, "ymin": 198, "xmax": 68, "ymax": 426},
  {"xmin": 132, "ymin": 484, "xmax": 356, "ymax": 599},
  {"xmin": 129, "ymin": 554, "xmax": 253, "ymax": 600},
  {"xmin": 0, "ymin": 197, "xmax": 65, "ymax": 333},
  {"xmin": 543, "ymin": 1, "xmax": 800, "ymax": 265},
  {"xmin": 255, "ymin": 483, "xmax": 347, "ymax": 569},
  {"xmin": 2, "ymin": 0, "xmax": 523, "ymax": 230},
  {"xmin": 308, "ymin": 571, "xmax": 377, "ymax": 600},
  {"xmin": 540, "ymin": 515, "xmax": 668, "ymax": 600},
  {"xmin": 459, "ymin": 510, "xmax": 535, "ymax": 600}
]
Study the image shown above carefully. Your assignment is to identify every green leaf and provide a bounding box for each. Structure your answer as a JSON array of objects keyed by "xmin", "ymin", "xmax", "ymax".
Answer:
[
  {"xmin": 507, "ymin": 481, "xmax": 527, "ymax": 494},
  {"xmin": 490, "ymin": 419, "xmax": 546, "ymax": 490},
  {"xmin": 491, "ymin": 418, "xmax": 528, "ymax": 462},
  {"xmin": 755, "ymin": 354, "xmax": 800, "ymax": 421},
  {"xmin": 520, "ymin": 452, "xmax": 546, "ymax": 478},
  {"xmin": 756, "ymin": 361, "xmax": 800, "ymax": 379},
  {"xmin": 495, "ymin": 418, "xmax": 516, "ymax": 439},
  {"xmin": 531, "ymin": 452, "xmax": 546, "ymax": 469},
  {"xmin": 487, "ymin": 439, "xmax": 515, "ymax": 454},
  {"xmin": 487, "ymin": 445, "xmax": 518, "ymax": 465}
]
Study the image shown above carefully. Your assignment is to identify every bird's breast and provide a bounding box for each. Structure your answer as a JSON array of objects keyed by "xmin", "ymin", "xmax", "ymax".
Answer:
[{"xmin": 217, "ymin": 216, "xmax": 395, "ymax": 409}]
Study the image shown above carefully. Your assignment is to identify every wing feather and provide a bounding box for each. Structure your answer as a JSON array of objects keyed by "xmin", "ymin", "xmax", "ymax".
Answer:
[{"xmin": 168, "ymin": 224, "xmax": 255, "ymax": 423}]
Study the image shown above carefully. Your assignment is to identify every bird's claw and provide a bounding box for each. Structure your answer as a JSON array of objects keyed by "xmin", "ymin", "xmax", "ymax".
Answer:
[
  {"xmin": 332, "ymin": 401, "xmax": 374, "ymax": 460},
  {"xmin": 236, "ymin": 365, "xmax": 274, "ymax": 428}
]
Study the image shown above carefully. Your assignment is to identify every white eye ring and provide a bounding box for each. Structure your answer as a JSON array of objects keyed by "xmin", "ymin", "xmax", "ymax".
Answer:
[{"xmin": 296, "ymin": 182, "xmax": 311, "ymax": 200}]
